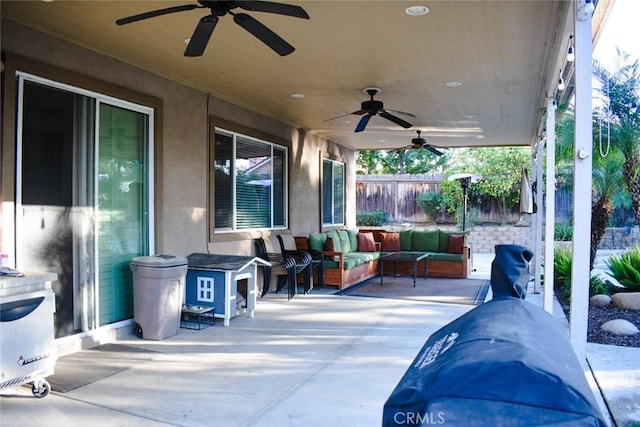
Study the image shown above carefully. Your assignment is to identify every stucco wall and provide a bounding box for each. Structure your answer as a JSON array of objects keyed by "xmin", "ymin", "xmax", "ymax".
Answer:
[{"xmin": 1, "ymin": 20, "xmax": 355, "ymax": 258}]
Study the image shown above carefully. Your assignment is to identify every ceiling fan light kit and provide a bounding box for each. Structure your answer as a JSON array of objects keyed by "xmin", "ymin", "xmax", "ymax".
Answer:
[
  {"xmin": 116, "ymin": 1, "xmax": 310, "ymax": 57},
  {"xmin": 350, "ymin": 87, "xmax": 414, "ymax": 133}
]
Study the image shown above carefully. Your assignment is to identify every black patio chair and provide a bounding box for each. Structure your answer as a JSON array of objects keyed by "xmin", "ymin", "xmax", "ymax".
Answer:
[
  {"xmin": 276, "ymin": 234, "xmax": 314, "ymax": 295},
  {"xmin": 253, "ymin": 237, "xmax": 297, "ymax": 300},
  {"xmin": 277, "ymin": 234, "xmax": 324, "ymax": 288}
]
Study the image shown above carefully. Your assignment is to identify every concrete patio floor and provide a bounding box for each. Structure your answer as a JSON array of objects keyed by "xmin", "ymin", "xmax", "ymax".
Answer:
[{"xmin": 1, "ymin": 254, "xmax": 638, "ymax": 426}]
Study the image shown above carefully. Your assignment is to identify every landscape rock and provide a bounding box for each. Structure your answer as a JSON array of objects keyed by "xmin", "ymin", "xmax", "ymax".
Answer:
[
  {"xmin": 600, "ymin": 319, "xmax": 639, "ymax": 336},
  {"xmin": 611, "ymin": 292, "xmax": 640, "ymax": 310},
  {"xmin": 590, "ymin": 294, "xmax": 611, "ymax": 307}
]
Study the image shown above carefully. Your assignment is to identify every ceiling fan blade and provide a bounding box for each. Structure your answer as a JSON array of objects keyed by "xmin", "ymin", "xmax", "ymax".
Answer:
[
  {"xmin": 393, "ymin": 145, "xmax": 413, "ymax": 152},
  {"xmin": 386, "ymin": 109, "xmax": 417, "ymax": 119},
  {"xmin": 426, "ymin": 146, "xmax": 444, "ymax": 156},
  {"xmin": 233, "ymin": 13, "xmax": 295, "ymax": 56},
  {"xmin": 323, "ymin": 112, "xmax": 353, "ymax": 122},
  {"xmin": 184, "ymin": 15, "xmax": 219, "ymax": 57},
  {"xmin": 116, "ymin": 4, "xmax": 199, "ymax": 25},
  {"xmin": 379, "ymin": 111, "xmax": 413, "ymax": 129},
  {"xmin": 355, "ymin": 114, "xmax": 373, "ymax": 132},
  {"xmin": 237, "ymin": 1, "xmax": 310, "ymax": 19}
]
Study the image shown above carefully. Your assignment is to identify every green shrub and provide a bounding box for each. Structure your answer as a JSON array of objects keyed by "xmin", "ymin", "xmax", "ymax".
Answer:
[
  {"xmin": 589, "ymin": 275, "xmax": 609, "ymax": 296},
  {"xmin": 554, "ymin": 247, "xmax": 609, "ymax": 297},
  {"xmin": 554, "ymin": 247, "xmax": 573, "ymax": 297},
  {"xmin": 554, "ymin": 222, "xmax": 573, "ymax": 241},
  {"xmin": 416, "ymin": 192, "xmax": 444, "ymax": 220},
  {"xmin": 606, "ymin": 245, "xmax": 640, "ymax": 291},
  {"xmin": 356, "ymin": 210, "xmax": 389, "ymax": 226},
  {"xmin": 455, "ymin": 206, "xmax": 478, "ymax": 230}
]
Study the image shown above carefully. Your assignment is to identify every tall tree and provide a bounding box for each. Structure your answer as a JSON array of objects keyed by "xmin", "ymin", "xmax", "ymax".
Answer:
[
  {"xmin": 555, "ymin": 105, "xmax": 629, "ymax": 270},
  {"xmin": 442, "ymin": 147, "xmax": 531, "ymax": 224},
  {"xmin": 590, "ymin": 151, "xmax": 625, "ymax": 269},
  {"xmin": 593, "ymin": 50, "xmax": 640, "ymax": 224},
  {"xmin": 356, "ymin": 148, "xmax": 449, "ymax": 175}
]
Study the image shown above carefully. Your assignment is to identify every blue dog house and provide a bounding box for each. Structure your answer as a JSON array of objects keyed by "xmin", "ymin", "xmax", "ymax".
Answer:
[{"xmin": 185, "ymin": 254, "xmax": 270, "ymax": 326}]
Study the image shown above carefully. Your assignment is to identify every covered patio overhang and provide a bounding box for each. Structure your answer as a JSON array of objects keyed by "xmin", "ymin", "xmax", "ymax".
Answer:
[{"xmin": 0, "ymin": 0, "xmax": 613, "ymax": 360}]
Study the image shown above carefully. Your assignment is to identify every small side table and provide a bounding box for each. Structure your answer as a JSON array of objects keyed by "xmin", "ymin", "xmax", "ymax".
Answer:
[{"xmin": 181, "ymin": 304, "xmax": 215, "ymax": 330}]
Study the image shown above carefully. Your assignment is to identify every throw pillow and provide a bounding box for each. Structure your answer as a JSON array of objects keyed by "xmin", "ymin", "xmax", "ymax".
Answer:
[
  {"xmin": 379, "ymin": 232, "xmax": 401, "ymax": 252},
  {"xmin": 448, "ymin": 234, "xmax": 465, "ymax": 254},
  {"xmin": 357, "ymin": 232, "xmax": 377, "ymax": 252},
  {"xmin": 324, "ymin": 236, "xmax": 336, "ymax": 252}
]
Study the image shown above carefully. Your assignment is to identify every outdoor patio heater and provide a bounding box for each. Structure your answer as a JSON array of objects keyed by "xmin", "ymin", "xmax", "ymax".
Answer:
[{"xmin": 448, "ymin": 173, "xmax": 480, "ymax": 231}]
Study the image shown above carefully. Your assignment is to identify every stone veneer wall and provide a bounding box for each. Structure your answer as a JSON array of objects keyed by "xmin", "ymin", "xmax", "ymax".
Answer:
[
  {"xmin": 467, "ymin": 225, "xmax": 534, "ymax": 253},
  {"xmin": 595, "ymin": 227, "xmax": 640, "ymax": 251}
]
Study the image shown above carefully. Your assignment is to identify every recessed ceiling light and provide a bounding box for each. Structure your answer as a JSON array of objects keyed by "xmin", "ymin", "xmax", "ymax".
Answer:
[
  {"xmin": 291, "ymin": 93, "xmax": 305, "ymax": 99},
  {"xmin": 446, "ymin": 81, "xmax": 462, "ymax": 87},
  {"xmin": 405, "ymin": 5, "xmax": 429, "ymax": 16}
]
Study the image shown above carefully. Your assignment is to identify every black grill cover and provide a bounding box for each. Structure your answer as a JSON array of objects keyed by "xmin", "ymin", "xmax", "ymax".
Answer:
[{"xmin": 382, "ymin": 245, "xmax": 606, "ymax": 427}]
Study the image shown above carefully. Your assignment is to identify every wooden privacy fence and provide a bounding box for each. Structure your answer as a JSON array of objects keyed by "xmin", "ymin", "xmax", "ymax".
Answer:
[
  {"xmin": 356, "ymin": 174, "xmax": 523, "ymax": 224},
  {"xmin": 356, "ymin": 174, "xmax": 443, "ymax": 223}
]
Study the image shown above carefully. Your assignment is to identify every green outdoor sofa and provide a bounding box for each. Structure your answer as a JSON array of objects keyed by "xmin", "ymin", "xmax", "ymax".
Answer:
[{"xmin": 295, "ymin": 228, "xmax": 471, "ymax": 290}]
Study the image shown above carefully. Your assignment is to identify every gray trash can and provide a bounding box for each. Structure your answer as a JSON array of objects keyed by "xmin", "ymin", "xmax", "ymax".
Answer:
[{"xmin": 130, "ymin": 254, "xmax": 188, "ymax": 340}]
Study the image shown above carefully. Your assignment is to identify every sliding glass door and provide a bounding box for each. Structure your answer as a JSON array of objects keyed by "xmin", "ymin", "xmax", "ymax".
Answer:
[
  {"xmin": 17, "ymin": 74, "xmax": 153, "ymax": 337},
  {"xmin": 97, "ymin": 103, "xmax": 149, "ymax": 325}
]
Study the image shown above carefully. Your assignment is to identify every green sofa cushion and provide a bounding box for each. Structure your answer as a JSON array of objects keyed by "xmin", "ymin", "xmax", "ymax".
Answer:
[
  {"xmin": 323, "ymin": 251, "xmax": 380, "ymax": 270},
  {"xmin": 327, "ymin": 230, "xmax": 342, "ymax": 252},
  {"xmin": 430, "ymin": 253, "xmax": 465, "ymax": 262},
  {"xmin": 347, "ymin": 230, "xmax": 359, "ymax": 253},
  {"xmin": 412, "ymin": 230, "xmax": 440, "ymax": 252},
  {"xmin": 322, "ymin": 258, "xmax": 339, "ymax": 269},
  {"xmin": 309, "ymin": 232, "xmax": 326, "ymax": 252},
  {"xmin": 399, "ymin": 230, "xmax": 413, "ymax": 251},
  {"xmin": 337, "ymin": 230, "xmax": 351, "ymax": 253}
]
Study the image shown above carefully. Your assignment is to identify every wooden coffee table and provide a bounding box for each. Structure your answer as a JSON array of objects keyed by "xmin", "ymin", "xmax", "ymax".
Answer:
[{"xmin": 379, "ymin": 252, "xmax": 429, "ymax": 287}]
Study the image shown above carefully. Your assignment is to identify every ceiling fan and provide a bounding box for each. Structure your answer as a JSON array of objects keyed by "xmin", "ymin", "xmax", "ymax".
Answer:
[
  {"xmin": 398, "ymin": 130, "xmax": 446, "ymax": 156},
  {"xmin": 327, "ymin": 87, "xmax": 415, "ymax": 133},
  {"xmin": 115, "ymin": 1, "xmax": 309, "ymax": 57}
]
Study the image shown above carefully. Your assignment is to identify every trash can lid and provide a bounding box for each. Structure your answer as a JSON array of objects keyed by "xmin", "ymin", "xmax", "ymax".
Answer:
[{"xmin": 130, "ymin": 254, "xmax": 188, "ymax": 268}]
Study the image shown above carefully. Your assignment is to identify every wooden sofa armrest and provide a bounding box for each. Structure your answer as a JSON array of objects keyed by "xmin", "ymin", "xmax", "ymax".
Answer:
[
  {"xmin": 294, "ymin": 236, "xmax": 310, "ymax": 250},
  {"xmin": 320, "ymin": 251, "xmax": 345, "ymax": 269}
]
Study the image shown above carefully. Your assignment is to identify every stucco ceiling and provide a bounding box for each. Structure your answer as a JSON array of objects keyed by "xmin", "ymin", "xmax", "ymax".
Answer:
[{"xmin": 1, "ymin": 1, "xmax": 578, "ymax": 151}]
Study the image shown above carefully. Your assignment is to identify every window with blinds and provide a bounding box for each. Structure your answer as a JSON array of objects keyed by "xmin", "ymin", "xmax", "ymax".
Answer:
[
  {"xmin": 322, "ymin": 159, "xmax": 344, "ymax": 226},
  {"xmin": 213, "ymin": 129, "xmax": 287, "ymax": 232}
]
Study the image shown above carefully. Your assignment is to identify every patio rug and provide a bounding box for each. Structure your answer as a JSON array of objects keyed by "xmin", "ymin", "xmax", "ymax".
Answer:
[
  {"xmin": 337, "ymin": 276, "xmax": 490, "ymax": 306},
  {"xmin": 48, "ymin": 343, "xmax": 160, "ymax": 393}
]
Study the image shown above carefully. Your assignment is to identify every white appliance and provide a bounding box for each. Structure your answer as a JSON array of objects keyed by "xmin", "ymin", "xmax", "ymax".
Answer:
[{"xmin": 0, "ymin": 273, "xmax": 57, "ymax": 397}]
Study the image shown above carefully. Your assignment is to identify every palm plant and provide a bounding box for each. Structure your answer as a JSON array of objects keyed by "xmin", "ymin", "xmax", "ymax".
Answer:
[
  {"xmin": 593, "ymin": 51, "xmax": 640, "ymax": 225},
  {"xmin": 590, "ymin": 150, "xmax": 626, "ymax": 269},
  {"xmin": 555, "ymin": 106, "xmax": 629, "ymax": 270}
]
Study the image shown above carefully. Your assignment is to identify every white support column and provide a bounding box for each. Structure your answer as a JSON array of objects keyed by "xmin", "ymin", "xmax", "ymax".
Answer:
[
  {"xmin": 544, "ymin": 100, "xmax": 556, "ymax": 314},
  {"xmin": 533, "ymin": 143, "xmax": 543, "ymax": 294},
  {"xmin": 569, "ymin": 3, "xmax": 593, "ymax": 361}
]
